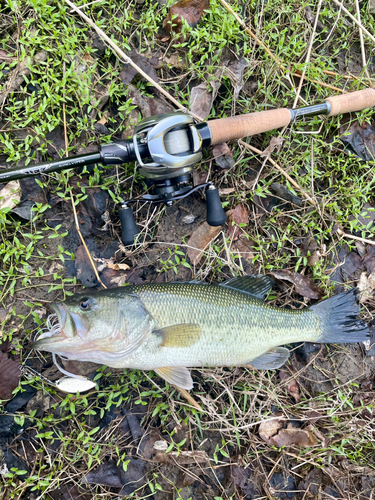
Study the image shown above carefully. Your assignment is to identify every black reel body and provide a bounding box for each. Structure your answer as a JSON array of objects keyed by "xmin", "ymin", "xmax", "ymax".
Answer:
[{"xmin": 118, "ymin": 112, "xmax": 226, "ymax": 245}]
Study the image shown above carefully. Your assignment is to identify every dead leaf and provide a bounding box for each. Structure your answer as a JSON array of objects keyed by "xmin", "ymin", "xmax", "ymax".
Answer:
[
  {"xmin": 190, "ymin": 82, "xmax": 214, "ymax": 121},
  {"xmin": 159, "ymin": 0, "xmax": 210, "ymax": 40},
  {"xmin": 338, "ymin": 119, "xmax": 375, "ymax": 161},
  {"xmin": 153, "ymin": 449, "xmax": 209, "ymax": 465},
  {"xmin": 0, "ymin": 49, "xmax": 16, "ymax": 62},
  {"xmin": 120, "ymin": 51, "xmax": 159, "ymax": 87},
  {"xmin": 219, "ymin": 187, "xmax": 235, "ymax": 196},
  {"xmin": 370, "ymin": 0, "xmax": 375, "ymax": 14},
  {"xmin": 357, "ymin": 271, "xmax": 375, "ymax": 302},
  {"xmin": 227, "ymin": 204, "xmax": 249, "ymax": 241},
  {"xmin": 259, "ymin": 419, "xmax": 318, "ymax": 447},
  {"xmin": 0, "ymin": 180, "xmax": 21, "ymax": 210},
  {"xmin": 270, "ymin": 269, "xmax": 321, "ymax": 300},
  {"xmin": 261, "ymin": 137, "xmax": 284, "ymax": 158},
  {"xmin": 107, "ymin": 262, "xmax": 130, "ymax": 271},
  {"xmin": 232, "ymin": 234, "xmax": 255, "ymax": 261},
  {"xmin": 224, "ymin": 57, "xmax": 250, "ymax": 101},
  {"xmin": 271, "ymin": 426, "xmax": 318, "ymax": 447},
  {"xmin": 187, "ymin": 222, "xmax": 221, "ymax": 266},
  {"xmin": 270, "ymin": 183, "xmax": 302, "ymax": 206},
  {"xmin": 363, "ymin": 246, "xmax": 375, "ymax": 275},
  {"xmin": 213, "ymin": 143, "xmax": 235, "ymax": 169},
  {"xmin": 279, "ymin": 370, "xmax": 300, "ymax": 403},
  {"xmin": 258, "ymin": 419, "xmax": 283, "ymax": 442},
  {"xmin": 0, "ymin": 352, "xmax": 20, "ymax": 402},
  {"xmin": 75, "ymin": 245, "xmax": 98, "ymax": 288},
  {"xmin": 162, "ymin": 52, "xmax": 186, "ymax": 69},
  {"xmin": 82, "ymin": 458, "xmax": 146, "ymax": 495}
]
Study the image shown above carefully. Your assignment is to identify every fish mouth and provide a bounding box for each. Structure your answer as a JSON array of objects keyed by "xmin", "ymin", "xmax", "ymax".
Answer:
[{"xmin": 32, "ymin": 303, "xmax": 87, "ymax": 353}]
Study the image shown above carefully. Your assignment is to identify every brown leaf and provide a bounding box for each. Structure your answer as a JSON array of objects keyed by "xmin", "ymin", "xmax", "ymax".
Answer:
[
  {"xmin": 120, "ymin": 51, "xmax": 159, "ymax": 87},
  {"xmin": 363, "ymin": 245, "xmax": 375, "ymax": 275},
  {"xmin": 0, "ymin": 49, "xmax": 16, "ymax": 62},
  {"xmin": 0, "ymin": 180, "xmax": 21, "ymax": 210},
  {"xmin": 75, "ymin": 245, "xmax": 98, "ymax": 288},
  {"xmin": 258, "ymin": 419, "xmax": 283, "ymax": 442},
  {"xmin": 0, "ymin": 352, "xmax": 21, "ymax": 402},
  {"xmin": 212, "ymin": 143, "xmax": 235, "ymax": 169},
  {"xmin": 187, "ymin": 222, "xmax": 221, "ymax": 266},
  {"xmin": 338, "ymin": 119, "xmax": 375, "ymax": 162},
  {"xmin": 231, "ymin": 234, "xmax": 254, "ymax": 261},
  {"xmin": 228, "ymin": 204, "xmax": 249, "ymax": 241},
  {"xmin": 160, "ymin": 0, "xmax": 210, "ymax": 40},
  {"xmin": 224, "ymin": 57, "xmax": 250, "ymax": 100},
  {"xmin": 306, "ymin": 410, "xmax": 323, "ymax": 424},
  {"xmin": 271, "ymin": 427, "xmax": 318, "ymax": 447},
  {"xmin": 260, "ymin": 136, "xmax": 284, "ymax": 158},
  {"xmin": 270, "ymin": 269, "xmax": 321, "ymax": 299},
  {"xmin": 153, "ymin": 449, "xmax": 209, "ymax": 465},
  {"xmin": 259, "ymin": 418, "xmax": 318, "ymax": 447},
  {"xmin": 357, "ymin": 270, "xmax": 375, "ymax": 302},
  {"xmin": 190, "ymin": 82, "xmax": 214, "ymax": 121},
  {"xmin": 279, "ymin": 370, "xmax": 300, "ymax": 403},
  {"xmin": 107, "ymin": 262, "xmax": 130, "ymax": 271}
]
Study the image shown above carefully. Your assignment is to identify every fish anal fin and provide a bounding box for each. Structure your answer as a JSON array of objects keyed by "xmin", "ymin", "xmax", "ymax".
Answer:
[
  {"xmin": 221, "ymin": 275, "xmax": 274, "ymax": 299},
  {"xmin": 248, "ymin": 347, "xmax": 290, "ymax": 370},
  {"xmin": 154, "ymin": 324, "xmax": 201, "ymax": 348},
  {"xmin": 154, "ymin": 366, "xmax": 193, "ymax": 390}
]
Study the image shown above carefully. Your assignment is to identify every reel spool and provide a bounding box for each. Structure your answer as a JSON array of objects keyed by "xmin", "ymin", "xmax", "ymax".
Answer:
[{"xmin": 119, "ymin": 112, "xmax": 227, "ymax": 245}]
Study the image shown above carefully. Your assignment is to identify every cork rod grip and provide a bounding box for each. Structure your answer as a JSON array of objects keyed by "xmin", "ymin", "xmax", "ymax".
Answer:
[
  {"xmin": 326, "ymin": 88, "xmax": 375, "ymax": 116},
  {"xmin": 208, "ymin": 108, "xmax": 292, "ymax": 145}
]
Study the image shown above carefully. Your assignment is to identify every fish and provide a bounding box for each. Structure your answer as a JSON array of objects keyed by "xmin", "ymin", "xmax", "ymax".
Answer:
[{"xmin": 32, "ymin": 275, "xmax": 369, "ymax": 390}]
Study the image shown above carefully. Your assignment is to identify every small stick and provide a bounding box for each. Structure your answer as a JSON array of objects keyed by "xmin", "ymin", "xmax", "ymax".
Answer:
[
  {"xmin": 354, "ymin": 0, "xmax": 372, "ymax": 83},
  {"xmin": 332, "ymin": 0, "xmax": 375, "ymax": 45},
  {"xmin": 63, "ymin": 0, "xmax": 198, "ymax": 118},
  {"xmin": 70, "ymin": 193, "xmax": 108, "ymax": 289}
]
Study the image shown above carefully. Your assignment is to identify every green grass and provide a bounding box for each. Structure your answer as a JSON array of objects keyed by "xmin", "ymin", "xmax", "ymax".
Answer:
[{"xmin": 1, "ymin": 0, "xmax": 375, "ymax": 498}]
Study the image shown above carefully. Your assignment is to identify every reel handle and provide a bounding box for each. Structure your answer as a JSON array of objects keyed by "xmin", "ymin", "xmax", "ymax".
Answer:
[
  {"xmin": 206, "ymin": 185, "xmax": 227, "ymax": 226},
  {"xmin": 119, "ymin": 205, "xmax": 140, "ymax": 245}
]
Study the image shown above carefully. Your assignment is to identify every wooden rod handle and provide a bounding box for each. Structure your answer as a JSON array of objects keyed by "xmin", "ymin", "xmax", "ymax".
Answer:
[
  {"xmin": 326, "ymin": 88, "xmax": 375, "ymax": 116},
  {"xmin": 207, "ymin": 108, "xmax": 292, "ymax": 145}
]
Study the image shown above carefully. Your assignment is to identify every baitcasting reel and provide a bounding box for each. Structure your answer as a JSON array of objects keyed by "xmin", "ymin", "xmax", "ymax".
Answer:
[
  {"xmin": 116, "ymin": 112, "xmax": 226, "ymax": 244},
  {"xmin": 116, "ymin": 112, "xmax": 226, "ymax": 245}
]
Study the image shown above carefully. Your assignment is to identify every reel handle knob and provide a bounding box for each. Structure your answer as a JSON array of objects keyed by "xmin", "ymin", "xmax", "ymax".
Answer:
[
  {"xmin": 206, "ymin": 185, "xmax": 227, "ymax": 226},
  {"xmin": 119, "ymin": 205, "xmax": 140, "ymax": 245}
]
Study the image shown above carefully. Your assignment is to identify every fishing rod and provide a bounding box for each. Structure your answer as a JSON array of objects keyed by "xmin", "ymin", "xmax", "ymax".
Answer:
[{"xmin": 1, "ymin": 88, "xmax": 375, "ymax": 244}]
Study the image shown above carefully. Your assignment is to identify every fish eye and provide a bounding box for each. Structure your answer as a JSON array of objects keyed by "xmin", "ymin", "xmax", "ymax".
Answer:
[{"xmin": 80, "ymin": 299, "xmax": 91, "ymax": 310}]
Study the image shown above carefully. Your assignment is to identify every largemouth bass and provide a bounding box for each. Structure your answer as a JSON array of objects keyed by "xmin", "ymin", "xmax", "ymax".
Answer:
[{"xmin": 32, "ymin": 275, "xmax": 369, "ymax": 389}]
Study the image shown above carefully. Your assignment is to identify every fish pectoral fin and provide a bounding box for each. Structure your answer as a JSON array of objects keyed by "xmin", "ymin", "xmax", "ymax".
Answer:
[
  {"xmin": 154, "ymin": 324, "xmax": 201, "ymax": 348},
  {"xmin": 220, "ymin": 275, "xmax": 274, "ymax": 300},
  {"xmin": 249, "ymin": 347, "xmax": 290, "ymax": 370},
  {"xmin": 154, "ymin": 366, "xmax": 193, "ymax": 390}
]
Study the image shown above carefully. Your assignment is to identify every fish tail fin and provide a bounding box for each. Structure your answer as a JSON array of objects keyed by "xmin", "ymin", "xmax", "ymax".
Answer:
[{"xmin": 310, "ymin": 288, "xmax": 369, "ymax": 343}]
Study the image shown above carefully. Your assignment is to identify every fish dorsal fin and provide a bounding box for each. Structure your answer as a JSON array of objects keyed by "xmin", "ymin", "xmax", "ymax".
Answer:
[
  {"xmin": 155, "ymin": 366, "xmax": 193, "ymax": 390},
  {"xmin": 220, "ymin": 275, "xmax": 274, "ymax": 299},
  {"xmin": 154, "ymin": 324, "xmax": 201, "ymax": 348},
  {"xmin": 249, "ymin": 347, "xmax": 289, "ymax": 370}
]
